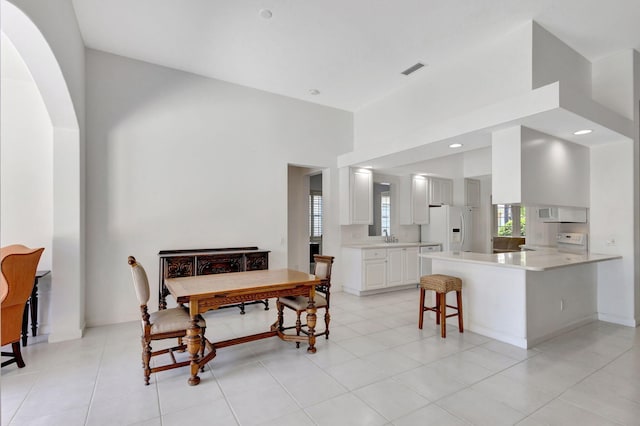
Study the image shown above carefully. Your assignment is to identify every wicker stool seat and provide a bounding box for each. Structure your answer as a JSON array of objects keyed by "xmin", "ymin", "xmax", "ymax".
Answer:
[{"xmin": 419, "ymin": 274, "xmax": 463, "ymax": 338}]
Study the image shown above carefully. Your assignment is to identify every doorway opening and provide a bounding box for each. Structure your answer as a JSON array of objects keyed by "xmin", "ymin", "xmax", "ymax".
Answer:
[
  {"xmin": 287, "ymin": 165, "xmax": 325, "ymax": 273},
  {"xmin": 309, "ymin": 173, "xmax": 323, "ymax": 273}
]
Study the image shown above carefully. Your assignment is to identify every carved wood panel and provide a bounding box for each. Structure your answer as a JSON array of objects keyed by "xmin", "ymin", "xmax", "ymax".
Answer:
[
  {"xmin": 245, "ymin": 253, "xmax": 269, "ymax": 271},
  {"xmin": 197, "ymin": 285, "xmax": 311, "ymax": 312},
  {"xmin": 165, "ymin": 257, "xmax": 195, "ymax": 278},
  {"xmin": 197, "ymin": 254, "xmax": 243, "ymax": 275}
]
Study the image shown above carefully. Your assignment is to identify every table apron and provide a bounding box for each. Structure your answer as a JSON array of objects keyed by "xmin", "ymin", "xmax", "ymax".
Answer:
[{"xmin": 192, "ymin": 284, "xmax": 313, "ymax": 314}]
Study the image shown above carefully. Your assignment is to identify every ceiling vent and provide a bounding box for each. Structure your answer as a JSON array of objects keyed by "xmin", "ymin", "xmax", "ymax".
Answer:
[{"xmin": 401, "ymin": 62, "xmax": 425, "ymax": 76}]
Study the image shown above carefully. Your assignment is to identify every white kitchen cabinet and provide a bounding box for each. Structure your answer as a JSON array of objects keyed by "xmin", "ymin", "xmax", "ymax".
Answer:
[
  {"xmin": 404, "ymin": 247, "xmax": 420, "ymax": 283},
  {"xmin": 441, "ymin": 179, "xmax": 453, "ymax": 205},
  {"xmin": 339, "ymin": 167, "xmax": 373, "ymax": 225},
  {"xmin": 342, "ymin": 245, "xmax": 422, "ymax": 295},
  {"xmin": 399, "ymin": 175, "xmax": 429, "ymax": 225},
  {"xmin": 465, "ymin": 178, "xmax": 481, "ymax": 207},
  {"xmin": 429, "ymin": 177, "xmax": 454, "ymax": 206},
  {"xmin": 363, "ymin": 259, "xmax": 386, "ymax": 290},
  {"xmin": 387, "ymin": 248, "xmax": 404, "ymax": 286}
]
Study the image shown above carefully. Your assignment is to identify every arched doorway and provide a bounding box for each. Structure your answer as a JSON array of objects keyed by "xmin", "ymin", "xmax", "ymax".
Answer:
[{"xmin": 2, "ymin": 1, "xmax": 83, "ymax": 341}]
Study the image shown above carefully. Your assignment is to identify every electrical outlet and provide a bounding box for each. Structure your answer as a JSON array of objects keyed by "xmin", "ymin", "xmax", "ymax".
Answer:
[{"xmin": 560, "ymin": 299, "xmax": 565, "ymax": 311}]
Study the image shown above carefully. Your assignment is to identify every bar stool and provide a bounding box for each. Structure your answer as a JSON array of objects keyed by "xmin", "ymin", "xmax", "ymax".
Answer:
[{"xmin": 419, "ymin": 274, "xmax": 463, "ymax": 338}]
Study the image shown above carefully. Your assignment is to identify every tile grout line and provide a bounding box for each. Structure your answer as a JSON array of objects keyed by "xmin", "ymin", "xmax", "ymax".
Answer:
[{"xmin": 83, "ymin": 333, "xmax": 108, "ymax": 426}]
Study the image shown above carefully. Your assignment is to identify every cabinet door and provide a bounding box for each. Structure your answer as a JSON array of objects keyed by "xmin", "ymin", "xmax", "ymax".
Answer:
[
  {"xmin": 441, "ymin": 179, "xmax": 453, "ymax": 205},
  {"xmin": 197, "ymin": 254, "xmax": 243, "ymax": 275},
  {"xmin": 387, "ymin": 248, "xmax": 403, "ymax": 287},
  {"xmin": 429, "ymin": 178, "xmax": 442, "ymax": 205},
  {"xmin": 465, "ymin": 178, "xmax": 481, "ymax": 207},
  {"xmin": 412, "ymin": 176, "xmax": 429, "ymax": 224},
  {"xmin": 403, "ymin": 247, "xmax": 420, "ymax": 284},
  {"xmin": 351, "ymin": 169, "xmax": 373, "ymax": 224},
  {"xmin": 245, "ymin": 252, "xmax": 269, "ymax": 270},
  {"xmin": 363, "ymin": 259, "xmax": 386, "ymax": 290},
  {"xmin": 165, "ymin": 257, "xmax": 195, "ymax": 278}
]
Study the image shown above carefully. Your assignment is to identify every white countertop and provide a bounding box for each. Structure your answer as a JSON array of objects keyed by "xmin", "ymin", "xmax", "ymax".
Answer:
[
  {"xmin": 343, "ymin": 242, "xmax": 441, "ymax": 249},
  {"xmin": 418, "ymin": 250, "xmax": 621, "ymax": 271}
]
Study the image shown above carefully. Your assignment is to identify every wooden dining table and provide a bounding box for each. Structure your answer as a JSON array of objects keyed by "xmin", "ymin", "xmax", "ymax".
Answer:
[{"xmin": 165, "ymin": 268, "xmax": 321, "ymax": 385}]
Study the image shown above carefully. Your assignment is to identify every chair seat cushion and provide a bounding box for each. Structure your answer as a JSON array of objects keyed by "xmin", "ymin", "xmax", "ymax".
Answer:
[
  {"xmin": 279, "ymin": 294, "xmax": 327, "ymax": 311},
  {"xmin": 148, "ymin": 307, "xmax": 205, "ymax": 334}
]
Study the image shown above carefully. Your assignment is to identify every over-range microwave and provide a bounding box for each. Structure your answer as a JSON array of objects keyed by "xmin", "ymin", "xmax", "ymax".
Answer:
[{"xmin": 538, "ymin": 207, "xmax": 587, "ymax": 223}]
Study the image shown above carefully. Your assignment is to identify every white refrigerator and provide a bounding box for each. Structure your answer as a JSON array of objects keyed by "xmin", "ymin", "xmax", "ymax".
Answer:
[{"xmin": 421, "ymin": 205, "xmax": 474, "ymax": 252}]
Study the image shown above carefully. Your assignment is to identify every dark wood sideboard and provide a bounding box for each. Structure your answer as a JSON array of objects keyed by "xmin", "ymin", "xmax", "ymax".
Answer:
[{"xmin": 158, "ymin": 247, "xmax": 270, "ymax": 314}]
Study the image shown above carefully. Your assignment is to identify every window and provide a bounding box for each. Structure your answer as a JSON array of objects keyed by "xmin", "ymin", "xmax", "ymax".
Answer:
[
  {"xmin": 495, "ymin": 204, "xmax": 526, "ymax": 236},
  {"xmin": 380, "ymin": 191, "xmax": 391, "ymax": 236},
  {"xmin": 309, "ymin": 192, "xmax": 322, "ymax": 237}
]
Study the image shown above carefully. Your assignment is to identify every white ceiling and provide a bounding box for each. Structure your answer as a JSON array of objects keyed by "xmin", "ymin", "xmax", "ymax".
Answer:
[{"xmin": 71, "ymin": 0, "xmax": 640, "ymax": 112}]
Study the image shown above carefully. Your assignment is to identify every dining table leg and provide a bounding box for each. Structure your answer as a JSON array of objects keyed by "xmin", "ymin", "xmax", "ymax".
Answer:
[
  {"xmin": 186, "ymin": 314, "xmax": 202, "ymax": 386},
  {"xmin": 305, "ymin": 292, "xmax": 317, "ymax": 354}
]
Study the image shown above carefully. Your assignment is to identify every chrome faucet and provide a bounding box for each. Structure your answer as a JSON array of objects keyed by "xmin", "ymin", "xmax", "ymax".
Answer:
[{"xmin": 383, "ymin": 229, "xmax": 389, "ymax": 242}]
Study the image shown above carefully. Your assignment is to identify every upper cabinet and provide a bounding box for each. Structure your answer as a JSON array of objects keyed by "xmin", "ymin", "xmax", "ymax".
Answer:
[
  {"xmin": 340, "ymin": 167, "xmax": 373, "ymax": 225},
  {"xmin": 465, "ymin": 178, "xmax": 481, "ymax": 207},
  {"xmin": 428, "ymin": 177, "xmax": 453, "ymax": 206},
  {"xmin": 399, "ymin": 175, "xmax": 429, "ymax": 225}
]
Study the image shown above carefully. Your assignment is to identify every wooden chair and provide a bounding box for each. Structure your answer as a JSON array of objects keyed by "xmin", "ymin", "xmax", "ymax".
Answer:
[
  {"xmin": 277, "ymin": 255, "xmax": 334, "ymax": 348},
  {"xmin": 1, "ymin": 245, "xmax": 44, "ymax": 368},
  {"xmin": 128, "ymin": 256, "xmax": 206, "ymax": 385}
]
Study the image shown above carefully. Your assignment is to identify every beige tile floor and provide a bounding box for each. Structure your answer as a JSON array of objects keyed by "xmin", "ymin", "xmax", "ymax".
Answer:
[{"xmin": 2, "ymin": 288, "xmax": 640, "ymax": 425}]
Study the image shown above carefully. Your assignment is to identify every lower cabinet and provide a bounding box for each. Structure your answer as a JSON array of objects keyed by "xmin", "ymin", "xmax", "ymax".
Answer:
[
  {"xmin": 363, "ymin": 259, "xmax": 387, "ymax": 290},
  {"xmin": 343, "ymin": 245, "xmax": 420, "ymax": 295}
]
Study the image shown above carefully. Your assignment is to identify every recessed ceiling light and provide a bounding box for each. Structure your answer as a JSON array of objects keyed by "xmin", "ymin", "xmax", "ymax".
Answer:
[
  {"xmin": 449, "ymin": 143, "xmax": 463, "ymax": 148},
  {"xmin": 259, "ymin": 9, "xmax": 273, "ymax": 19},
  {"xmin": 309, "ymin": 89, "xmax": 320, "ymax": 95},
  {"xmin": 573, "ymin": 129, "xmax": 592, "ymax": 135}
]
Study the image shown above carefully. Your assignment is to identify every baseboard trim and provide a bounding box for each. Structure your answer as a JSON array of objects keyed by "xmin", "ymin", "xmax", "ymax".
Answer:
[
  {"xmin": 48, "ymin": 327, "xmax": 84, "ymax": 343},
  {"xmin": 598, "ymin": 313, "xmax": 638, "ymax": 327},
  {"xmin": 342, "ymin": 283, "xmax": 417, "ymax": 297}
]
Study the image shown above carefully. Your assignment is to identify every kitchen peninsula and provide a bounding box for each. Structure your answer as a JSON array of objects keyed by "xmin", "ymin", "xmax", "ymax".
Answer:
[{"xmin": 419, "ymin": 250, "xmax": 621, "ymax": 348}]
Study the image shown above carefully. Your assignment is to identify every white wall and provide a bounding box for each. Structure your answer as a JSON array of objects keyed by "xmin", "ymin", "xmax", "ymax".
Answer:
[
  {"xmin": 1, "ymin": 36, "xmax": 53, "ymax": 269},
  {"xmin": 7, "ymin": 0, "xmax": 85, "ymax": 127},
  {"xmin": 476, "ymin": 175, "xmax": 493, "ymax": 253},
  {"xmin": 531, "ymin": 22, "xmax": 592, "ymax": 95},
  {"xmin": 635, "ymin": 51, "xmax": 640, "ymax": 324},
  {"xmin": 85, "ymin": 50, "xmax": 352, "ymax": 326},
  {"xmin": 592, "ymin": 50, "xmax": 635, "ymax": 120},
  {"xmin": 463, "ymin": 147, "xmax": 492, "ymax": 178},
  {"xmin": 491, "ymin": 126, "xmax": 522, "ymax": 205},
  {"xmin": 492, "ymin": 126, "xmax": 590, "ymax": 207},
  {"xmin": 354, "ymin": 23, "xmax": 532, "ymax": 152},
  {"xmin": 521, "ymin": 127, "xmax": 590, "ymax": 208},
  {"xmin": 3, "ymin": 0, "xmax": 85, "ymax": 342},
  {"xmin": 589, "ymin": 49, "xmax": 638, "ymax": 326},
  {"xmin": 591, "ymin": 140, "xmax": 635, "ymax": 325}
]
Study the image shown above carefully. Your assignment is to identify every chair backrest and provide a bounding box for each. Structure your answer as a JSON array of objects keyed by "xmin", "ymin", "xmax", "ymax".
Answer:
[
  {"xmin": 128, "ymin": 256, "xmax": 150, "ymax": 306},
  {"xmin": 313, "ymin": 255, "xmax": 334, "ymax": 290},
  {"xmin": 1, "ymin": 245, "xmax": 44, "ymax": 345}
]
